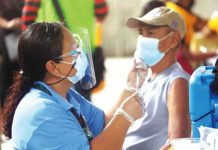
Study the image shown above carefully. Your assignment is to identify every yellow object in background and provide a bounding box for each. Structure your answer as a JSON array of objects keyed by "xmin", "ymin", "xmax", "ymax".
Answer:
[
  {"xmin": 208, "ymin": 11, "xmax": 218, "ymax": 34},
  {"xmin": 189, "ymin": 32, "xmax": 218, "ymax": 69},
  {"xmin": 91, "ymin": 80, "xmax": 106, "ymax": 94},
  {"xmin": 92, "ymin": 21, "xmax": 106, "ymax": 93},
  {"xmin": 190, "ymin": 32, "xmax": 218, "ymax": 54},
  {"xmin": 95, "ymin": 21, "xmax": 103, "ymax": 47}
]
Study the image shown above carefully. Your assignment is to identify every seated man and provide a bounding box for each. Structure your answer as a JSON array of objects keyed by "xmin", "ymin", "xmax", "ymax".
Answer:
[{"xmin": 123, "ymin": 7, "xmax": 191, "ymax": 150}]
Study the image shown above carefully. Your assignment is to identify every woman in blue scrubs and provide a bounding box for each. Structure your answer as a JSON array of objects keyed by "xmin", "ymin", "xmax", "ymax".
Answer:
[{"xmin": 1, "ymin": 22, "xmax": 143, "ymax": 150}]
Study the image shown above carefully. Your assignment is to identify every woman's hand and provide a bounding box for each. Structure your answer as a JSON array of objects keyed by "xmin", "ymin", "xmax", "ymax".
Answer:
[
  {"xmin": 119, "ymin": 92, "xmax": 143, "ymax": 122},
  {"xmin": 159, "ymin": 143, "xmax": 172, "ymax": 150},
  {"xmin": 126, "ymin": 59, "xmax": 149, "ymax": 92}
]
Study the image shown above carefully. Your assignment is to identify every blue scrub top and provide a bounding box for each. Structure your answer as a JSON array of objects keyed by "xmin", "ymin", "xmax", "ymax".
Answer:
[{"xmin": 11, "ymin": 81, "xmax": 105, "ymax": 150}]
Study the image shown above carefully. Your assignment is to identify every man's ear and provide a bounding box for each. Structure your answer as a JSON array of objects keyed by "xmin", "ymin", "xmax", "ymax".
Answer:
[
  {"xmin": 45, "ymin": 60, "xmax": 60, "ymax": 76},
  {"xmin": 170, "ymin": 32, "xmax": 180, "ymax": 49}
]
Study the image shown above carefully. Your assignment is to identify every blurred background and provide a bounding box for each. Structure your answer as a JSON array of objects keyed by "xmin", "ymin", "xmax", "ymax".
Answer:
[{"xmin": 102, "ymin": 0, "xmax": 218, "ymax": 56}]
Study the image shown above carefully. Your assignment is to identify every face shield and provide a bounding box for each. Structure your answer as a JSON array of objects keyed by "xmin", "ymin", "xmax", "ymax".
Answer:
[{"xmin": 72, "ymin": 27, "xmax": 96, "ymax": 90}]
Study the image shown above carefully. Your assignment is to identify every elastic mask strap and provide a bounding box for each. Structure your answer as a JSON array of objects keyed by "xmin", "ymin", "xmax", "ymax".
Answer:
[
  {"xmin": 159, "ymin": 32, "xmax": 174, "ymax": 41},
  {"xmin": 58, "ymin": 58, "xmax": 77, "ymax": 65},
  {"xmin": 159, "ymin": 32, "xmax": 174, "ymax": 53},
  {"xmin": 47, "ymin": 62, "xmax": 76, "ymax": 85},
  {"xmin": 162, "ymin": 47, "xmax": 171, "ymax": 54}
]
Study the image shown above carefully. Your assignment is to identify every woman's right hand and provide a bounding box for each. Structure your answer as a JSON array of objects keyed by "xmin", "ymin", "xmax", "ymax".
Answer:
[
  {"xmin": 126, "ymin": 59, "xmax": 149, "ymax": 92},
  {"xmin": 91, "ymin": 92, "xmax": 144, "ymax": 150},
  {"xmin": 119, "ymin": 92, "xmax": 144, "ymax": 122}
]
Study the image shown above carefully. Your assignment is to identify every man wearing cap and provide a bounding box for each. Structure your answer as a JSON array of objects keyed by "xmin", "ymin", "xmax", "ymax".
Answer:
[{"xmin": 123, "ymin": 7, "xmax": 191, "ymax": 150}]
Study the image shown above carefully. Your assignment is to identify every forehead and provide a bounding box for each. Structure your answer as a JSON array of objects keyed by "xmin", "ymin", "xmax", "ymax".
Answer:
[
  {"xmin": 62, "ymin": 27, "xmax": 78, "ymax": 53},
  {"xmin": 62, "ymin": 27, "xmax": 74, "ymax": 40}
]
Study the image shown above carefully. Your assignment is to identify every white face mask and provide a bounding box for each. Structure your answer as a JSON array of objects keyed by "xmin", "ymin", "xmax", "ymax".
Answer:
[
  {"xmin": 68, "ymin": 50, "xmax": 88, "ymax": 84},
  {"xmin": 135, "ymin": 32, "xmax": 173, "ymax": 67},
  {"xmin": 57, "ymin": 49, "xmax": 88, "ymax": 85}
]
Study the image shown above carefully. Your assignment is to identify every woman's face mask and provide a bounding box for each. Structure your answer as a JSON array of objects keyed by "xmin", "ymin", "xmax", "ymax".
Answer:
[
  {"xmin": 68, "ymin": 50, "xmax": 88, "ymax": 84},
  {"xmin": 55, "ymin": 49, "xmax": 88, "ymax": 85},
  {"xmin": 135, "ymin": 32, "xmax": 173, "ymax": 67}
]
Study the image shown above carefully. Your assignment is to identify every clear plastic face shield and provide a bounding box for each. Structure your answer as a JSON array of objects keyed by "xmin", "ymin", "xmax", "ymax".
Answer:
[{"xmin": 72, "ymin": 27, "xmax": 96, "ymax": 90}]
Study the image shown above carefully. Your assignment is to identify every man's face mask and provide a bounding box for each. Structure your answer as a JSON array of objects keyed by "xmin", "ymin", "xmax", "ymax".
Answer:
[{"xmin": 135, "ymin": 32, "xmax": 173, "ymax": 67}]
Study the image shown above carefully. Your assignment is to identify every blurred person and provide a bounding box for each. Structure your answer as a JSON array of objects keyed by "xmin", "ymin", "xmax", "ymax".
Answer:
[
  {"xmin": 0, "ymin": 0, "xmax": 23, "ymax": 107},
  {"xmin": 140, "ymin": 0, "xmax": 165, "ymax": 17},
  {"xmin": 90, "ymin": 0, "xmax": 108, "ymax": 94},
  {"xmin": 167, "ymin": 0, "xmax": 207, "ymax": 44},
  {"xmin": 199, "ymin": 11, "xmax": 218, "ymax": 45},
  {"xmin": 1, "ymin": 22, "xmax": 145, "ymax": 149},
  {"xmin": 207, "ymin": 11, "xmax": 218, "ymax": 35},
  {"xmin": 123, "ymin": 7, "xmax": 191, "ymax": 150},
  {"xmin": 21, "ymin": 0, "xmax": 40, "ymax": 31},
  {"xmin": 21, "ymin": 0, "xmax": 108, "ymax": 101},
  {"xmin": 0, "ymin": 17, "xmax": 21, "ymax": 30},
  {"xmin": 190, "ymin": 11, "xmax": 218, "ymax": 66},
  {"xmin": 166, "ymin": 0, "xmax": 217, "ymax": 74}
]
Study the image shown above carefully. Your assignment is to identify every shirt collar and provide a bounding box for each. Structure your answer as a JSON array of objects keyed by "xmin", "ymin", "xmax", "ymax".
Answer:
[
  {"xmin": 34, "ymin": 81, "xmax": 74, "ymax": 111},
  {"xmin": 67, "ymin": 88, "xmax": 81, "ymax": 115}
]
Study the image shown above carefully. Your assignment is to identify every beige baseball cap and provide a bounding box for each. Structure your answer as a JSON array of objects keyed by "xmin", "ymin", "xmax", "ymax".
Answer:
[{"xmin": 127, "ymin": 6, "xmax": 186, "ymax": 38}]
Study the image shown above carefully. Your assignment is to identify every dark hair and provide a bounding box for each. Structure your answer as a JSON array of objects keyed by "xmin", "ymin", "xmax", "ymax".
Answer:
[
  {"xmin": 1, "ymin": 22, "xmax": 64, "ymax": 138},
  {"xmin": 174, "ymin": 0, "xmax": 195, "ymax": 11},
  {"xmin": 141, "ymin": 0, "xmax": 165, "ymax": 16}
]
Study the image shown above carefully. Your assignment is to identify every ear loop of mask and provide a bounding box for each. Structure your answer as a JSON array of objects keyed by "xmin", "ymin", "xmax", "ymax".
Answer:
[
  {"xmin": 159, "ymin": 32, "xmax": 174, "ymax": 53},
  {"xmin": 47, "ymin": 61, "xmax": 76, "ymax": 85}
]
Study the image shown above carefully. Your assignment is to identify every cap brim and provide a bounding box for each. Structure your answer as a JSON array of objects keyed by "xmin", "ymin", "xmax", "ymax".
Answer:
[{"xmin": 127, "ymin": 17, "xmax": 167, "ymax": 28}]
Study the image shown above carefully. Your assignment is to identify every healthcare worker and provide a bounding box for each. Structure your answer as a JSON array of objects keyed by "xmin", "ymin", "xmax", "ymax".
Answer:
[{"xmin": 1, "ymin": 22, "xmax": 145, "ymax": 150}]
